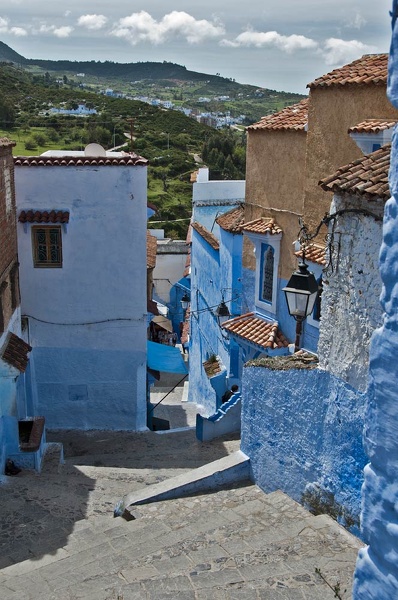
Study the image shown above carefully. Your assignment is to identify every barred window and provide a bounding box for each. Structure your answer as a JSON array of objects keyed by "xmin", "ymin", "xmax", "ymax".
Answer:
[
  {"xmin": 32, "ymin": 226, "xmax": 62, "ymax": 268},
  {"xmin": 261, "ymin": 245, "xmax": 274, "ymax": 303}
]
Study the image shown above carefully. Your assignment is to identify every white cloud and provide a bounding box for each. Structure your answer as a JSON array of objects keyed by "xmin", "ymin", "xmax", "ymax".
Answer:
[
  {"xmin": 0, "ymin": 17, "xmax": 9, "ymax": 33},
  {"xmin": 322, "ymin": 38, "xmax": 377, "ymax": 65},
  {"xmin": 345, "ymin": 12, "xmax": 367, "ymax": 30},
  {"xmin": 64, "ymin": 10, "xmax": 72, "ymax": 18},
  {"xmin": 9, "ymin": 26, "xmax": 27, "ymax": 36},
  {"xmin": 77, "ymin": 14, "xmax": 108, "ymax": 30},
  {"xmin": 111, "ymin": 10, "xmax": 225, "ymax": 45},
  {"xmin": 220, "ymin": 30, "xmax": 318, "ymax": 53},
  {"xmin": 53, "ymin": 26, "xmax": 73, "ymax": 38},
  {"xmin": 34, "ymin": 22, "xmax": 74, "ymax": 38}
]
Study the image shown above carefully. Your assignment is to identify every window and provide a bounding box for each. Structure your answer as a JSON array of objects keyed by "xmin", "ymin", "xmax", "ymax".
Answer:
[
  {"xmin": 261, "ymin": 244, "xmax": 274, "ymax": 303},
  {"xmin": 32, "ymin": 226, "xmax": 62, "ymax": 268}
]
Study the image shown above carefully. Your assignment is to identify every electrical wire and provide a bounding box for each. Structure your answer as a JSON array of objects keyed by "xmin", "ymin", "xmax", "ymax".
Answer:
[{"xmin": 22, "ymin": 314, "xmax": 146, "ymax": 326}]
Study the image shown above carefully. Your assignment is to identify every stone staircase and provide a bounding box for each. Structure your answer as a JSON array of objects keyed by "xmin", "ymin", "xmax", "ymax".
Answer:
[{"xmin": 0, "ymin": 435, "xmax": 363, "ymax": 600}]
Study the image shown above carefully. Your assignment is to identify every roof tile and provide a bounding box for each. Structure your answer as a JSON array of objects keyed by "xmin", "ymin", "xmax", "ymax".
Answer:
[
  {"xmin": 147, "ymin": 231, "xmax": 157, "ymax": 270},
  {"xmin": 180, "ymin": 307, "xmax": 190, "ymax": 345},
  {"xmin": 216, "ymin": 205, "xmax": 245, "ymax": 233},
  {"xmin": 1, "ymin": 333, "xmax": 32, "ymax": 372},
  {"xmin": 19, "ymin": 210, "xmax": 69, "ymax": 224},
  {"xmin": 248, "ymin": 99, "xmax": 308, "ymax": 131},
  {"xmin": 191, "ymin": 221, "xmax": 219, "ymax": 250},
  {"xmin": 295, "ymin": 243, "xmax": 326, "ymax": 266},
  {"xmin": 308, "ymin": 54, "xmax": 388, "ymax": 89},
  {"xmin": 348, "ymin": 118, "xmax": 397, "ymax": 134},
  {"xmin": 241, "ymin": 217, "xmax": 282, "ymax": 235},
  {"xmin": 0, "ymin": 137, "xmax": 16, "ymax": 148},
  {"xmin": 14, "ymin": 153, "xmax": 148, "ymax": 167},
  {"xmin": 319, "ymin": 144, "xmax": 390, "ymax": 200},
  {"xmin": 222, "ymin": 312, "xmax": 289, "ymax": 349}
]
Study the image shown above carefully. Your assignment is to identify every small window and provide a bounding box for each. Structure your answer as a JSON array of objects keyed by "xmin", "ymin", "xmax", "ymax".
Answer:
[
  {"xmin": 32, "ymin": 226, "xmax": 62, "ymax": 268},
  {"xmin": 372, "ymin": 143, "xmax": 381, "ymax": 152},
  {"xmin": 261, "ymin": 244, "xmax": 274, "ymax": 303}
]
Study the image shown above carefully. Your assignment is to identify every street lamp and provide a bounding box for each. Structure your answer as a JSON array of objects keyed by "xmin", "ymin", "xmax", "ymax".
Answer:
[
  {"xmin": 180, "ymin": 292, "xmax": 190, "ymax": 310},
  {"xmin": 283, "ymin": 260, "xmax": 319, "ymax": 352},
  {"xmin": 216, "ymin": 299, "xmax": 231, "ymax": 326}
]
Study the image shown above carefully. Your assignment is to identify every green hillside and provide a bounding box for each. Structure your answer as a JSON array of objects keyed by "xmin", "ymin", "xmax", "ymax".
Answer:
[{"xmin": 0, "ymin": 41, "xmax": 305, "ymax": 238}]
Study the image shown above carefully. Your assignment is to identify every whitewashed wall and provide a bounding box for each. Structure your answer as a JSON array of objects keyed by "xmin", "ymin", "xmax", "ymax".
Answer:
[
  {"xmin": 318, "ymin": 193, "xmax": 385, "ymax": 392},
  {"xmin": 15, "ymin": 163, "xmax": 148, "ymax": 430}
]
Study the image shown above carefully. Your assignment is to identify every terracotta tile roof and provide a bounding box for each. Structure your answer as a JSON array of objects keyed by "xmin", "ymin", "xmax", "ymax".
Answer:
[
  {"xmin": 191, "ymin": 221, "xmax": 219, "ymax": 250},
  {"xmin": 1, "ymin": 333, "xmax": 32, "ymax": 372},
  {"xmin": 348, "ymin": 119, "xmax": 397, "ymax": 134},
  {"xmin": 0, "ymin": 137, "xmax": 16, "ymax": 148},
  {"xmin": 241, "ymin": 217, "xmax": 282, "ymax": 235},
  {"xmin": 308, "ymin": 54, "xmax": 388, "ymax": 89},
  {"xmin": 216, "ymin": 205, "xmax": 245, "ymax": 233},
  {"xmin": 14, "ymin": 153, "xmax": 148, "ymax": 167},
  {"xmin": 19, "ymin": 210, "xmax": 70, "ymax": 224},
  {"xmin": 222, "ymin": 312, "xmax": 289, "ymax": 349},
  {"xmin": 180, "ymin": 307, "xmax": 190, "ymax": 345},
  {"xmin": 147, "ymin": 202, "xmax": 157, "ymax": 213},
  {"xmin": 147, "ymin": 231, "xmax": 157, "ymax": 270},
  {"xmin": 319, "ymin": 144, "xmax": 390, "ymax": 200},
  {"xmin": 295, "ymin": 243, "xmax": 326, "ymax": 266},
  {"xmin": 248, "ymin": 99, "xmax": 308, "ymax": 131}
]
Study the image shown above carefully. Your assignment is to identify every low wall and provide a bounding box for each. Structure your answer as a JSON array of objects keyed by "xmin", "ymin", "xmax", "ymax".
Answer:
[{"xmin": 241, "ymin": 361, "xmax": 367, "ymax": 533}]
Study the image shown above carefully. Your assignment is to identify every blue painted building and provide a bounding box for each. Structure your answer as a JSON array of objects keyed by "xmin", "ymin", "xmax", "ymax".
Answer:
[
  {"xmin": 353, "ymin": 5, "xmax": 398, "ymax": 595},
  {"xmin": 237, "ymin": 54, "xmax": 398, "ymax": 532},
  {"xmin": 188, "ymin": 168, "xmax": 245, "ymax": 416}
]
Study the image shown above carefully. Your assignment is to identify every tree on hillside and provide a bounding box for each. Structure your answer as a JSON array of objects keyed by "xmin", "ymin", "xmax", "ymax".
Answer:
[{"xmin": 0, "ymin": 92, "xmax": 15, "ymax": 129}]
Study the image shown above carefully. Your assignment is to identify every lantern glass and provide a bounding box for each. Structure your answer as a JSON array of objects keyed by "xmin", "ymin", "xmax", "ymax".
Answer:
[
  {"xmin": 181, "ymin": 293, "xmax": 190, "ymax": 310},
  {"xmin": 216, "ymin": 300, "xmax": 230, "ymax": 326},
  {"xmin": 283, "ymin": 262, "xmax": 319, "ymax": 321}
]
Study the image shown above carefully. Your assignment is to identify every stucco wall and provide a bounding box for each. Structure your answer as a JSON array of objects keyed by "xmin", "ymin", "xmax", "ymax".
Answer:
[
  {"xmin": 318, "ymin": 194, "xmax": 384, "ymax": 391},
  {"xmin": 353, "ymin": 17, "xmax": 398, "ymax": 596},
  {"xmin": 243, "ymin": 129, "xmax": 306, "ymax": 277},
  {"xmin": 15, "ymin": 164, "xmax": 148, "ymax": 431},
  {"xmin": 304, "ymin": 84, "xmax": 398, "ymax": 232},
  {"xmin": 241, "ymin": 363, "xmax": 367, "ymax": 532},
  {"xmin": 189, "ymin": 224, "xmax": 243, "ymax": 414}
]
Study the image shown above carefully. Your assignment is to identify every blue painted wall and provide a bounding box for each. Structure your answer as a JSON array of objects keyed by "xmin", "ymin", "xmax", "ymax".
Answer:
[
  {"xmin": 242, "ymin": 269, "xmax": 319, "ymax": 352},
  {"xmin": 353, "ymin": 4, "xmax": 398, "ymax": 595},
  {"xmin": 32, "ymin": 347, "xmax": 146, "ymax": 430},
  {"xmin": 169, "ymin": 277, "xmax": 191, "ymax": 339},
  {"xmin": 241, "ymin": 364, "xmax": 367, "ymax": 533},
  {"xmin": 189, "ymin": 225, "xmax": 243, "ymax": 415}
]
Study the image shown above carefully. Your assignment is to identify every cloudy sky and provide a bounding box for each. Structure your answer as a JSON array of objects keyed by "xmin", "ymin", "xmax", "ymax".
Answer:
[{"xmin": 0, "ymin": 1, "xmax": 393, "ymax": 93}]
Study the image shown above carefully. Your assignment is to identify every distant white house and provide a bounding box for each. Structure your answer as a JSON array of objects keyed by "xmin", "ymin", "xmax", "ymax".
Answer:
[
  {"xmin": 50, "ymin": 103, "xmax": 97, "ymax": 116},
  {"xmin": 14, "ymin": 146, "xmax": 149, "ymax": 431}
]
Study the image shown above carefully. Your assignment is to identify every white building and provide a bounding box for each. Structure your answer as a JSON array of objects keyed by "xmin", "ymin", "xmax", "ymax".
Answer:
[{"xmin": 14, "ymin": 146, "xmax": 149, "ymax": 431}]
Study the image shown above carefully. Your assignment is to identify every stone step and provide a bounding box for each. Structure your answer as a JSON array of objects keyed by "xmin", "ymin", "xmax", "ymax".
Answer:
[
  {"xmin": 115, "ymin": 449, "xmax": 251, "ymax": 518},
  {"xmin": 0, "ymin": 485, "xmax": 362, "ymax": 600}
]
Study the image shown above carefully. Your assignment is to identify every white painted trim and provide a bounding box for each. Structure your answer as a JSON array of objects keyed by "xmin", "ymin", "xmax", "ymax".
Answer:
[{"xmin": 245, "ymin": 231, "xmax": 282, "ymax": 315}]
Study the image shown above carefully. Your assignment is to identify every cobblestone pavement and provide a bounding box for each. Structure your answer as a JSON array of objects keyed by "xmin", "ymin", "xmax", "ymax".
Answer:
[{"xmin": 0, "ymin": 380, "xmax": 363, "ymax": 599}]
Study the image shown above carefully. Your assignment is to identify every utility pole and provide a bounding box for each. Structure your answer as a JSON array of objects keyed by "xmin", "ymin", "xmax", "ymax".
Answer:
[{"xmin": 126, "ymin": 118, "xmax": 135, "ymax": 153}]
